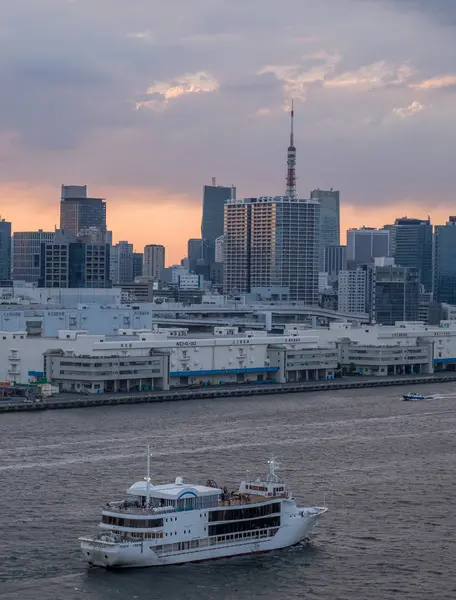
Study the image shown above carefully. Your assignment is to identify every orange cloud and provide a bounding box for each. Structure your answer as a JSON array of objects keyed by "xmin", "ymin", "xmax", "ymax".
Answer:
[{"xmin": 410, "ymin": 74, "xmax": 456, "ymax": 90}]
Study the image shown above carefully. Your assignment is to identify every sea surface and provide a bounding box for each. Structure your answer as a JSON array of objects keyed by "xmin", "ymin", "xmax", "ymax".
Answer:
[{"xmin": 0, "ymin": 384, "xmax": 455, "ymax": 600}]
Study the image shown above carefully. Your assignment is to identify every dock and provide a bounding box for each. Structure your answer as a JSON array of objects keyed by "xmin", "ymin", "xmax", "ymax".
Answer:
[{"xmin": 1, "ymin": 373, "xmax": 456, "ymax": 413}]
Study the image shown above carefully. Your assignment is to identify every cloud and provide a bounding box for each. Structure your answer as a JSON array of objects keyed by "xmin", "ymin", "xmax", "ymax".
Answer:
[
  {"xmin": 410, "ymin": 74, "xmax": 456, "ymax": 89},
  {"xmin": 393, "ymin": 100, "xmax": 426, "ymax": 118},
  {"xmin": 259, "ymin": 55, "xmax": 415, "ymax": 102},
  {"xmin": 136, "ymin": 71, "xmax": 220, "ymax": 110},
  {"xmin": 1, "ymin": 0, "xmax": 456, "ymax": 263}
]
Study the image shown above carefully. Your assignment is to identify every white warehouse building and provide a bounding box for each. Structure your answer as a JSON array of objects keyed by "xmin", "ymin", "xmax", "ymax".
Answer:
[{"xmin": 1, "ymin": 321, "xmax": 456, "ymax": 393}]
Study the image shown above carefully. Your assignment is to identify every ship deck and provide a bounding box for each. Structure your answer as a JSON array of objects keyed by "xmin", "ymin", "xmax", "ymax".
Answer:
[{"xmin": 103, "ymin": 492, "xmax": 287, "ymax": 516}]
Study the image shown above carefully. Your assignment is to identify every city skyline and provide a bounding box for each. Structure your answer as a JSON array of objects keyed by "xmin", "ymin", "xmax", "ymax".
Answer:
[{"xmin": 2, "ymin": 0, "xmax": 456, "ymax": 263}]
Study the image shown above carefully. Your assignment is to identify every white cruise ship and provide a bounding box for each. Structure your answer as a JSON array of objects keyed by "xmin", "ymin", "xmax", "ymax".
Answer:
[{"xmin": 79, "ymin": 452, "xmax": 327, "ymax": 568}]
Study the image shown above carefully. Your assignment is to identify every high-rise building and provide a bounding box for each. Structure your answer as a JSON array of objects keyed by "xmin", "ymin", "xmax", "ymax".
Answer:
[
  {"xmin": 310, "ymin": 189, "xmax": 340, "ymax": 269},
  {"xmin": 12, "ymin": 230, "xmax": 55, "ymax": 282},
  {"xmin": 60, "ymin": 185, "xmax": 107, "ymax": 244},
  {"xmin": 187, "ymin": 238, "xmax": 203, "ymax": 272},
  {"xmin": 324, "ymin": 245, "xmax": 347, "ymax": 283},
  {"xmin": 61, "ymin": 185, "xmax": 87, "ymax": 199},
  {"xmin": 393, "ymin": 217, "xmax": 432, "ymax": 292},
  {"xmin": 143, "ymin": 244, "xmax": 165, "ymax": 280},
  {"xmin": 338, "ymin": 267, "xmax": 367, "ymax": 313},
  {"xmin": 224, "ymin": 196, "xmax": 320, "ymax": 303},
  {"xmin": 367, "ymin": 258, "xmax": 419, "ymax": 325},
  {"xmin": 215, "ymin": 235, "xmax": 225, "ymax": 263},
  {"xmin": 346, "ymin": 227, "xmax": 390, "ymax": 266},
  {"xmin": 133, "ymin": 252, "xmax": 143, "ymax": 279},
  {"xmin": 110, "ymin": 241, "xmax": 134, "ymax": 284},
  {"xmin": 39, "ymin": 230, "xmax": 110, "ymax": 288},
  {"xmin": 0, "ymin": 219, "xmax": 12, "ymax": 280},
  {"xmin": 201, "ymin": 180, "xmax": 235, "ymax": 267},
  {"xmin": 434, "ymin": 216, "xmax": 456, "ymax": 303}
]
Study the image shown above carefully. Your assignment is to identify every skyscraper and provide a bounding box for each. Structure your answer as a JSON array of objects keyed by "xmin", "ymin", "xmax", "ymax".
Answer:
[
  {"xmin": 0, "ymin": 219, "xmax": 12, "ymax": 280},
  {"xmin": 346, "ymin": 227, "xmax": 390, "ymax": 266},
  {"xmin": 12, "ymin": 230, "xmax": 55, "ymax": 282},
  {"xmin": 201, "ymin": 179, "xmax": 235, "ymax": 267},
  {"xmin": 187, "ymin": 238, "xmax": 203, "ymax": 272},
  {"xmin": 367, "ymin": 258, "xmax": 419, "ymax": 325},
  {"xmin": 324, "ymin": 245, "xmax": 347, "ymax": 282},
  {"xmin": 60, "ymin": 185, "xmax": 107, "ymax": 244},
  {"xmin": 393, "ymin": 217, "xmax": 432, "ymax": 292},
  {"xmin": 110, "ymin": 241, "xmax": 134, "ymax": 284},
  {"xmin": 224, "ymin": 197, "xmax": 320, "ymax": 303},
  {"xmin": 133, "ymin": 252, "xmax": 143, "ymax": 279},
  {"xmin": 143, "ymin": 244, "xmax": 165, "ymax": 280},
  {"xmin": 310, "ymin": 189, "xmax": 340, "ymax": 248},
  {"xmin": 434, "ymin": 216, "xmax": 456, "ymax": 303}
]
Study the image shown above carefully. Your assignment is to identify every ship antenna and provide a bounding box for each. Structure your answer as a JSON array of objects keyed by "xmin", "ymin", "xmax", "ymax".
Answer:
[
  {"xmin": 267, "ymin": 455, "xmax": 280, "ymax": 482},
  {"xmin": 285, "ymin": 99, "xmax": 297, "ymax": 199},
  {"xmin": 146, "ymin": 444, "xmax": 151, "ymax": 509}
]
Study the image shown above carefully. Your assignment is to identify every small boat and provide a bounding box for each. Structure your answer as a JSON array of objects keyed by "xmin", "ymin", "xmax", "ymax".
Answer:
[{"xmin": 402, "ymin": 392, "xmax": 432, "ymax": 401}]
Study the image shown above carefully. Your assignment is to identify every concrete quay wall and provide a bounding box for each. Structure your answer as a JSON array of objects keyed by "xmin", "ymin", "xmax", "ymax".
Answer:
[{"xmin": 1, "ymin": 374, "xmax": 456, "ymax": 413}]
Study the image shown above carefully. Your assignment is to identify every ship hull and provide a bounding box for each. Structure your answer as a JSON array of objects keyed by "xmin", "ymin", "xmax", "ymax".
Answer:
[{"xmin": 81, "ymin": 508, "xmax": 325, "ymax": 568}]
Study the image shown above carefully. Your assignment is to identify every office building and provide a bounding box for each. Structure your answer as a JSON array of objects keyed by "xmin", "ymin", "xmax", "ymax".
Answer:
[
  {"xmin": 346, "ymin": 227, "xmax": 390, "ymax": 266},
  {"xmin": 224, "ymin": 196, "xmax": 320, "ymax": 303},
  {"xmin": 39, "ymin": 230, "xmax": 110, "ymax": 288},
  {"xmin": 61, "ymin": 185, "xmax": 87, "ymax": 199},
  {"xmin": 133, "ymin": 252, "xmax": 143, "ymax": 279},
  {"xmin": 215, "ymin": 235, "xmax": 225, "ymax": 263},
  {"xmin": 12, "ymin": 230, "xmax": 55, "ymax": 282},
  {"xmin": 110, "ymin": 241, "xmax": 134, "ymax": 284},
  {"xmin": 338, "ymin": 268, "xmax": 367, "ymax": 313},
  {"xmin": 434, "ymin": 216, "xmax": 456, "ymax": 304},
  {"xmin": 201, "ymin": 180, "xmax": 235, "ymax": 266},
  {"xmin": 310, "ymin": 189, "xmax": 340, "ymax": 269},
  {"xmin": 60, "ymin": 186, "xmax": 107, "ymax": 244},
  {"xmin": 393, "ymin": 217, "xmax": 432, "ymax": 292},
  {"xmin": 367, "ymin": 258, "xmax": 419, "ymax": 325},
  {"xmin": 324, "ymin": 245, "xmax": 347, "ymax": 283},
  {"xmin": 0, "ymin": 219, "xmax": 12, "ymax": 280},
  {"xmin": 143, "ymin": 244, "xmax": 165, "ymax": 280},
  {"xmin": 187, "ymin": 238, "xmax": 203, "ymax": 272}
]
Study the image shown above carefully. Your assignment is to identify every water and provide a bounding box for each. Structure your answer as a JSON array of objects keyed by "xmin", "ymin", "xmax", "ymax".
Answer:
[{"xmin": 1, "ymin": 384, "xmax": 455, "ymax": 600}]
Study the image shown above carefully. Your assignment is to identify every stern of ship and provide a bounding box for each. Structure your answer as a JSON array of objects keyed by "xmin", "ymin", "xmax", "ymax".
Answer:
[{"xmin": 80, "ymin": 536, "xmax": 159, "ymax": 568}]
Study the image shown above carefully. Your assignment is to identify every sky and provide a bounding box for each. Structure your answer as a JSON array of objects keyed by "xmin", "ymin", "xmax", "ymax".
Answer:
[{"xmin": 1, "ymin": 0, "xmax": 456, "ymax": 264}]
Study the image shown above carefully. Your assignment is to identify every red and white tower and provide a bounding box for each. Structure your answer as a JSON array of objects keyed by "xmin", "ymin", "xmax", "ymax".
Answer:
[{"xmin": 285, "ymin": 100, "xmax": 297, "ymax": 198}]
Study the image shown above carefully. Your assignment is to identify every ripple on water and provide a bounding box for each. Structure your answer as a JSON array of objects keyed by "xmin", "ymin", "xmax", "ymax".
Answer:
[{"xmin": 1, "ymin": 386, "xmax": 455, "ymax": 600}]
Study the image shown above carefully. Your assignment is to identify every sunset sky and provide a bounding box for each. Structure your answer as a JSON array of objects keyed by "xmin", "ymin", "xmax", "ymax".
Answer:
[{"xmin": 2, "ymin": 0, "xmax": 456, "ymax": 264}]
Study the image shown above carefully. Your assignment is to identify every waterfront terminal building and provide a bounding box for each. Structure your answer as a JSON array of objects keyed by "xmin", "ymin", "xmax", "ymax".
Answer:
[{"xmin": 1, "ymin": 315, "xmax": 456, "ymax": 393}]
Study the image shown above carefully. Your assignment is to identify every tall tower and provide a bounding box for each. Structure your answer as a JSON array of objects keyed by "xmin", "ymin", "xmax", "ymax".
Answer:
[{"xmin": 285, "ymin": 100, "xmax": 297, "ymax": 198}]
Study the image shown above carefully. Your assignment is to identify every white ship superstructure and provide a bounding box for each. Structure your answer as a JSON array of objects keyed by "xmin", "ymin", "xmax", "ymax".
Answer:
[{"xmin": 79, "ymin": 453, "xmax": 327, "ymax": 568}]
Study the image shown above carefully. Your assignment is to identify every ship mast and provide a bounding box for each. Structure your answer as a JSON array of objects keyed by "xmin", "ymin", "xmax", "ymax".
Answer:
[{"xmin": 146, "ymin": 444, "xmax": 151, "ymax": 508}]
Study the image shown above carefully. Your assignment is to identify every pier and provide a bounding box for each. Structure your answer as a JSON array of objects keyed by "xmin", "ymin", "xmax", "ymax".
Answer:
[{"xmin": 1, "ymin": 373, "xmax": 456, "ymax": 413}]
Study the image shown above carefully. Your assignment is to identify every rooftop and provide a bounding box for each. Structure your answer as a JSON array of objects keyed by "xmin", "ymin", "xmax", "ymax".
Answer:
[{"xmin": 127, "ymin": 479, "xmax": 221, "ymax": 499}]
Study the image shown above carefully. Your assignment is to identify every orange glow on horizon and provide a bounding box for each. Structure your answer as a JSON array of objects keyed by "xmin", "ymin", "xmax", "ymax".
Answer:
[{"xmin": 1, "ymin": 183, "xmax": 451, "ymax": 263}]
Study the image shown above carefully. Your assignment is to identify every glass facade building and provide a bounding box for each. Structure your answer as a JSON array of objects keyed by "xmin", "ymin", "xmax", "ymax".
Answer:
[
  {"xmin": 367, "ymin": 264, "xmax": 419, "ymax": 325},
  {"xmin": 0, "ymin": 219, "xmax": 12, "ymax": 280},
  {"xmin": 12, "ymin": 231, "xmax": 55, "ymax": 282},
  {"xmin": 434, "ymin": 217, "xmax": 456, "ymax": 303},
  {"xmin": 346, "ymin": 227, "xmax": 390, "ymax": 266},
  {"xmin": 393, "ymin": 218, "xmax": 432, "ymax": 292},
  {"xmin": 201, "ymin": 183, "xmax": 235, "ymax": 266},
  {"xmin": 60, "ymin": 196, "xmax": 107, "ymax": 243}
]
